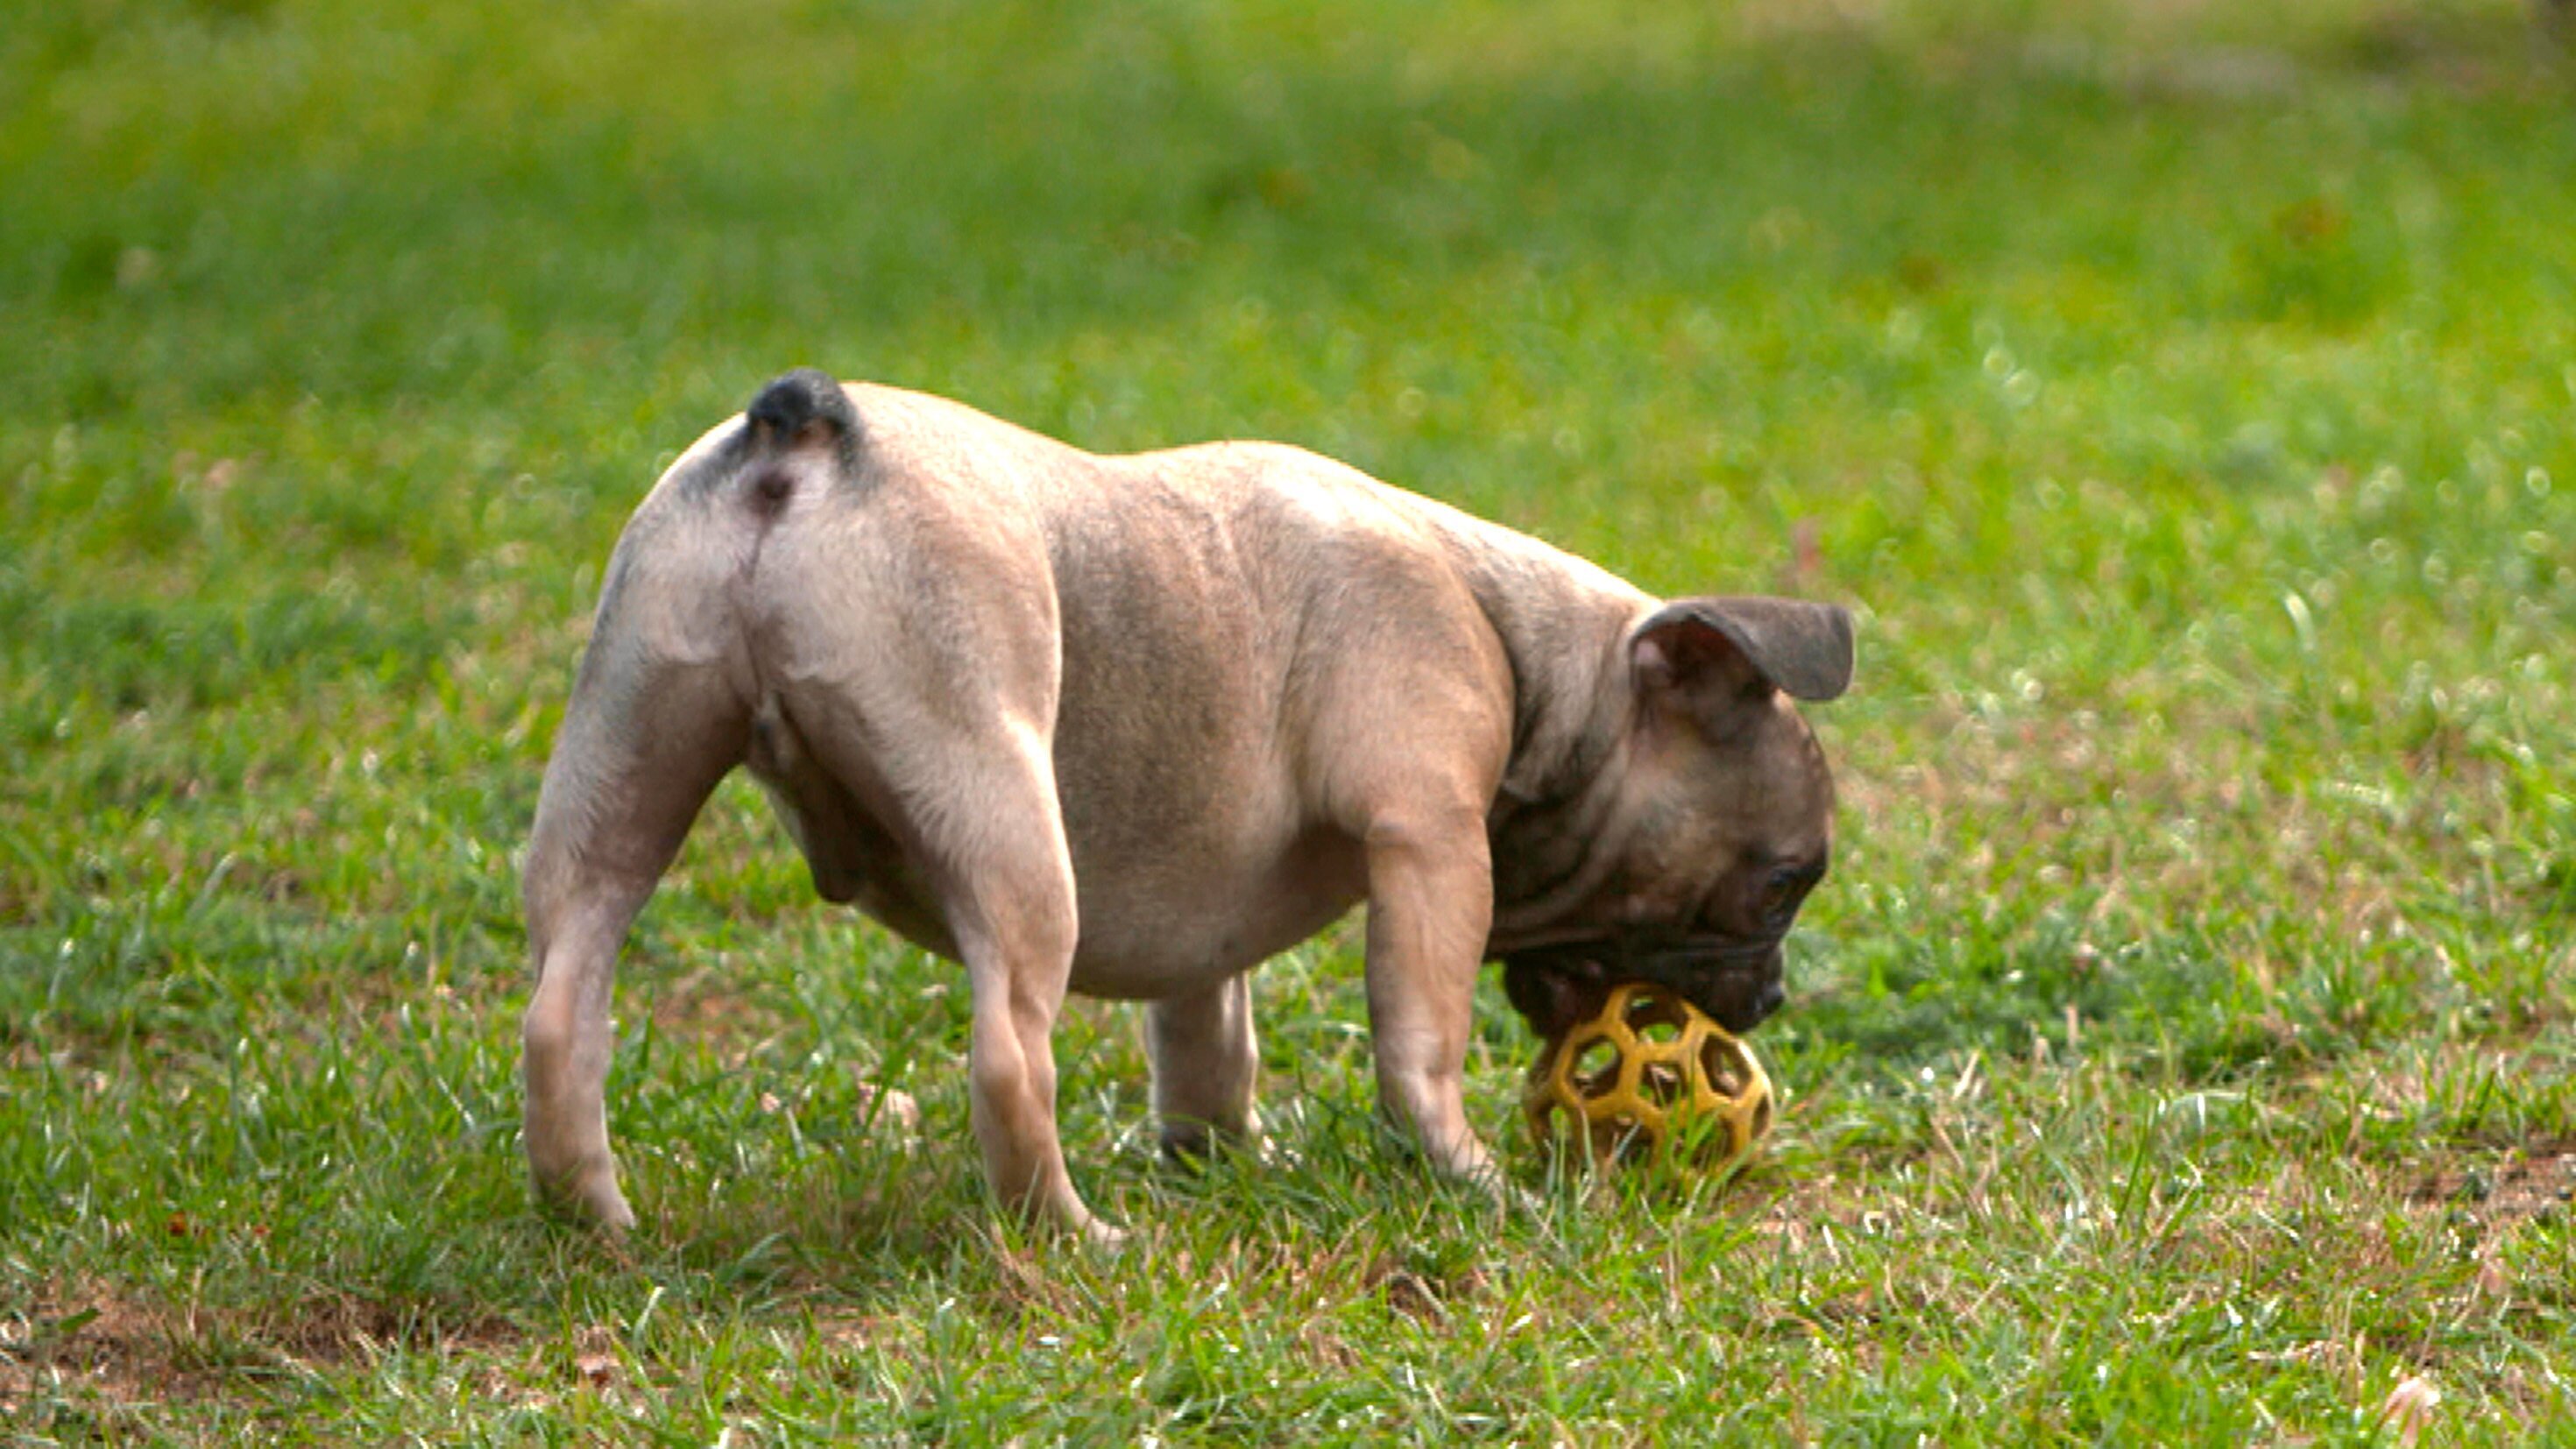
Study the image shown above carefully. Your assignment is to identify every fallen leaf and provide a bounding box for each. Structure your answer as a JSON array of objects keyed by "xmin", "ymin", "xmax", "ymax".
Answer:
[
  {"xmin": 854, "ymin": 1081, "xmax": 923, "ymax": 1147},
  {"xmin": 2375, "ymin": 1375, "xmax": 2439, "ymax": 1444}
]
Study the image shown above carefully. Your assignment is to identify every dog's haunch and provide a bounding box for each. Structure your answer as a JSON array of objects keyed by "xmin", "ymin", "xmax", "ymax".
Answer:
[{"xmin": 1522, "ymin": 982, "xmax": 1773, "ymax": 1170}]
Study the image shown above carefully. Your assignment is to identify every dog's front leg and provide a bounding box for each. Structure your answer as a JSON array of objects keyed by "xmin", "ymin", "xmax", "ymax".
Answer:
[{"xmin": 1360, "ymin": 806, "xmax": 1504, "ymax": 1192}]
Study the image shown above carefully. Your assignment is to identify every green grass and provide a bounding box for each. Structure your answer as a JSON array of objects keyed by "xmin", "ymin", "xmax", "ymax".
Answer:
[{"xmin": 5, "ymin": 0, "xmax": 2574, "ymax": 1439}]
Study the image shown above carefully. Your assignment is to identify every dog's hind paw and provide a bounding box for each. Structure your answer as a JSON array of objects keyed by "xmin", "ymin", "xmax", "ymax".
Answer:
[{"xmin": 531, "ymin": 1166, "xmax": 637, "ymax": 1237}]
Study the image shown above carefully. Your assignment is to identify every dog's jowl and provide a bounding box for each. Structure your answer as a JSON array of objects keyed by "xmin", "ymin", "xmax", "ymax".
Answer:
[{"xmin": 522, "ymin": 371, "xmax": 1854, "ymax": 1242}]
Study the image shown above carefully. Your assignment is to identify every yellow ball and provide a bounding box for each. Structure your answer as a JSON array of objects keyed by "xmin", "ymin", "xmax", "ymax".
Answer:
[{"xmin": 1522, "ymin": 981, "xmax": 1774, "ymax": 1169}]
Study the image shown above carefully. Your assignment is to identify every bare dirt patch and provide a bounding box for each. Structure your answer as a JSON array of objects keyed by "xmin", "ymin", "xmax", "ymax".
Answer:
[
  {"xmin": 2412, "ymin": 1138, "xmax": 2576, "ymax": 1230},
  {"xmin": 0, "ymin": 1281, "xmax": 524, "ymax": 1421},
  {"xmin": 1, "ymin": 1288, "xmax": 206, "ymax": 1418}
]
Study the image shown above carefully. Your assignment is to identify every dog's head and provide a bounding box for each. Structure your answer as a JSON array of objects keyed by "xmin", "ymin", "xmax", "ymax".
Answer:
[{"xmin": 1496, "ymin": 596, "xmax": 1852, "ymax": 1041}]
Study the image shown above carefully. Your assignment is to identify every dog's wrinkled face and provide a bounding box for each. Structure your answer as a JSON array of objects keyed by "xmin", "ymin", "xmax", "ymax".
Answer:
[{"xmin": 1497, "ymin": 597, "xmax": 1849, "ymax": 1040}]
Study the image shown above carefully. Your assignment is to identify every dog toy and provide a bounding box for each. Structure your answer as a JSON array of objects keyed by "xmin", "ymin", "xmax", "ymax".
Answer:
[{"xmin": 1522, "ymin": 981, "xmax": 1773, "ymax": 1168}]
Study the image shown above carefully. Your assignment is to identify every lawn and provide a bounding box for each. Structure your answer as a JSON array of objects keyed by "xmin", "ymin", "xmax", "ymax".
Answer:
[{"xmin": 4, "ymin": 0, "xmax": 2573, "ymax": 1440}]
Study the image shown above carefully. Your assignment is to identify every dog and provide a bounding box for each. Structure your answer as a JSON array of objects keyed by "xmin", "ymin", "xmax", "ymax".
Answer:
[{"xmin": 521, "ymin": 370, "xmax": 1852, "ymax": 1242}]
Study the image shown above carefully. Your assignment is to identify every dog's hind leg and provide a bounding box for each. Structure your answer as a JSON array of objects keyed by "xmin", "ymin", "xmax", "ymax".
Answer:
[
  {"xmin": 1149, "ymin": 974, "xmax": 1262, "ymax": 1163},
  {"xmin": 757, "ymin": 493, "xmax": 1108, "ymax": 1239},
  {"xmin": 942, "ymin": 758, "xmax": 1097, "ymax": 1241},
  {"xmin": 520, "ymin": 610, "xmax": 747, "ymax": 1233},
  {"xmin": 784, "ymin": 683, "xmax": 1102, "ymax": 1241}
]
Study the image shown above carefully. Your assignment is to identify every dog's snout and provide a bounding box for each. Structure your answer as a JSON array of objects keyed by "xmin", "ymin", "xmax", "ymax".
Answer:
[{"xmin": 1691, "ymin": 939, "xmax": 1786, "ymax": 1034}]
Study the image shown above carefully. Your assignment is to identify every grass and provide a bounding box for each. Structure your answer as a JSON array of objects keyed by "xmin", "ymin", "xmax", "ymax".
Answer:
[{"xmin": 4, "ymin": 0, "xmax": 2574, "ymax": 1439}]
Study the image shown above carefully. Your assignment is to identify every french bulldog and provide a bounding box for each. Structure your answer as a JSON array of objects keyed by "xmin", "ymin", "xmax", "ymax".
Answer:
[{"xmin": 521, "ymin": 370, "xmax": 1852, "ymax": 1243}]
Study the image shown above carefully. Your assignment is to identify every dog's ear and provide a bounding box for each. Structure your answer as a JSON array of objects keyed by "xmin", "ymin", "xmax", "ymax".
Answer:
[{"xmin": 1631, "ymin": 596, "xmax": 1855, "ymax": 707}]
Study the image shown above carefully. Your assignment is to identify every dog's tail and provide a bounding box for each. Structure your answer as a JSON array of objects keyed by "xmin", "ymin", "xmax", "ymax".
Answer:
[{"xmin": 738, "ymin": 367, "xmax": 861, "ymax": 511}]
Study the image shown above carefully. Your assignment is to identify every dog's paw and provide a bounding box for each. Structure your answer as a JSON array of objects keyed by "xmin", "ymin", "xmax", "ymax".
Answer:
[
  {"xmin": 1157, "ymin": 1120, "xmax": 1271, "ymax": 1172},
  {"xmin": 531, "ymin": 1167, "xmax": 638, "ymax": 1237},
  {"xmin": 1080, "ymin": 1216, "xmax": 1133, "ymax": 1254}
]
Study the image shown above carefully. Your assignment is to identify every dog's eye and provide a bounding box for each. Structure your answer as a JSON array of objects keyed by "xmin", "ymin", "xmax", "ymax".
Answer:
[{"xmin": 1761, "ymin": 868, "xmax": 1808, "ymax": 926}]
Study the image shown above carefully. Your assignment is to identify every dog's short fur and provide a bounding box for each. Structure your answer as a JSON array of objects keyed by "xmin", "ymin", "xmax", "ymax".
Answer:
[{"xmin": 523, "ymin": 371, "xmax": 1853, "ymax": 1240}]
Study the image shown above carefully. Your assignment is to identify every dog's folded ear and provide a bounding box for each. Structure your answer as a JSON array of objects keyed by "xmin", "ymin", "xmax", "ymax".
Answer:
[{"xmin": 1631, "ymin": 596, "xmax": 1856, "ymax": 704}]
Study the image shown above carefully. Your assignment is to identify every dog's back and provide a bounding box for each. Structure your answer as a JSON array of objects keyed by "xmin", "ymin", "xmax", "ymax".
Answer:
[{"xmin": 591, "ymin": 381, "xmax": 1557, "ymax": 993}]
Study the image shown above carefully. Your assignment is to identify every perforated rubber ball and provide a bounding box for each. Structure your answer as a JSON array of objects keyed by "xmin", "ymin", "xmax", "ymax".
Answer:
[{"xmin": 1522, "ymin": 981, "xmax": 1773, "ymax": 1169}]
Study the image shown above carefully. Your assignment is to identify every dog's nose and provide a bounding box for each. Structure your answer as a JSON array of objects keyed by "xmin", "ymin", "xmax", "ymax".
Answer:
[{"xmin": 1707, "ymin": 974, "xmax": 1786, "ymax": 1034}]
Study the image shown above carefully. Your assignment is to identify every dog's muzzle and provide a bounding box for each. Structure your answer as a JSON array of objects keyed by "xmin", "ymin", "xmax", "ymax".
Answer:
[{"xmin": 1498, "ymin": 931, "xmax": 1787, "ymax": 1040}]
